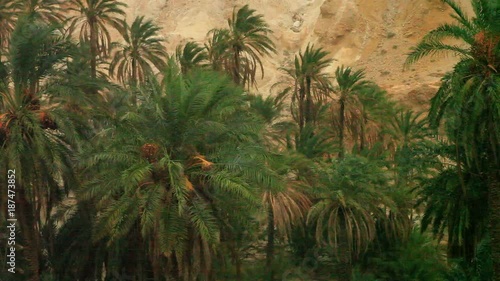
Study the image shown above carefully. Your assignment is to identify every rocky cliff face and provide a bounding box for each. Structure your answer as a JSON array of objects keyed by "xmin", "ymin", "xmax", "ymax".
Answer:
[{"xmin": 119, "ymin": 0, "xmax": 472, "ymax": 109}]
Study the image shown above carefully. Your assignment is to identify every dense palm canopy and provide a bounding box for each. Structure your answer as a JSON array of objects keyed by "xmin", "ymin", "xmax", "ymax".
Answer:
[
  {"xmin": 0, "ymin": 1, "xmax": 498, "ymax": 281},
  {"xmin": 405, "ymin": 0, "xmax": 500, "ymax": 278},
  {"xmin": 0, "ymin": 17, "xmax": 90, "ymax": 281},
  {"xmin": 82, "ymin": 66, "xmax": 281, "ymax": 280}
]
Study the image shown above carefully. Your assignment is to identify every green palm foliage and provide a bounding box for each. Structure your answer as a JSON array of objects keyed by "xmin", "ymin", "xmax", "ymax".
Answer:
[
  {"xmin": 22, "ymin": 0, "xmax": 65, "ymax": 23},
  {"xmin": 69, "ymin": 0, "xmax": 126, "ymax": 80},
  {"xmin": 367, "ymin": 228, "xmax": 448, "ymax": 281},
  {"xmin": 385, "ymin": 110, "xmax": 434, "ymax": 186},
  {"xmin": 308, "ymin": 155, "xmax": 393, "ymax": 281},
  {"xmin": 82, "ymin": 66, "xmax": 277, "ymax": 280},
  {"xmin": 405, "ymin": 0, "xmax": 500, "ymax": 274},
  {"xmin": 248, "ymin": 91, "xmax": 296, "ymax": 147},
  {"xmin": 0, "ymin": 0, "xmax": 21, "ymax": 50},
  {"xmin": 0, "ymin": 18, "xmax": 88, "ymax": 281},
  {"xmin": 249, "ymin": 92, "xmax": 312, "ymax": 280},
  {"xmin": 176, "ymin": 41, "xmax": 208, "ymax": 74},
  {"xmin": 417, "ymin": 151, "xmax": 488, "ymax": 263},
  {"xmin": 205, "ymin": 28, "xmax": 230, "ymax": 72},
  {"xmin": 332, "ymin": 66, "xmax": 373, "ymax": 158},
  {"xmin": 208, "ymin": 4, "xmax": 275, "ymax": 87},
  {"xmin": 109, "ymin": 16, "xmax": 167, "ymax": 86},
  {"xmin": 262, "ymin": 154, "xmax": 311, "ymax": 281},
  {"xmin": 283, "ymin": 44, "xmax": 332, "ymax": 132}
]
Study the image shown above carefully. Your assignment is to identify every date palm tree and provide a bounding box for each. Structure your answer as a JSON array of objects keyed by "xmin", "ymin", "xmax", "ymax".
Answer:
[
  {"xmin": 83, "ymin": 65, "xmax": 275, "ymax": 280},
  {"xmin": 0, "ymin": 17, "xmax": 88, "ymax": 281},
  {"xmin": 205, "ymin": 28, "xmax": 230, "ymax": 72},
  {"xmin": 250, "ymin": 93, "xmax": 311, "ymax": 280},
  {"xmin": 332, "ymin": 66, "xmax": 373, "ymax": 158},
  {"xmin": 109, "ymin": 16, "xmax": 167, "ymax": 87},
  {"xmin": 307, "ymin": 156, "xmax": 393, "ymax": 281},
  {"xmin": 69, "ymin": 0, "xmax": 126, "ymax": 81},
  {"xmin": 208, "ymin": 5, "xmax": 275, "ymax": 87},
  {"xmin": 405, "ymin": 0, "xmax": 500, "ymax": 275},
  {"xmin": 282, "ymin": 44, "xmax": 333, "ymax": 133},
  {"xmin": 176, "ymin": 41, "xmax": 208, "ymax": 74}
]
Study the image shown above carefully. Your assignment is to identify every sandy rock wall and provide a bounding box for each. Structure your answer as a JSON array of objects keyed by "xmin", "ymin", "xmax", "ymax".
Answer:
[{"xmin": 119, "ymin": 0, "xmax": 472, "ymax": 106}]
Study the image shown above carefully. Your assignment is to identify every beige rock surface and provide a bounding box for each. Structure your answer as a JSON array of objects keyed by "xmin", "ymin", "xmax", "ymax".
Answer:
[{"xmin": 118, "ymin": 0, "xmax": 473, "ymax": 107}]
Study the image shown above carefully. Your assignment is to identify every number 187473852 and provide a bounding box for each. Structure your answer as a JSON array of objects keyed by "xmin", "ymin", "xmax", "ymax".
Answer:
[{"xmin": 6, "ymin": 169, "xmax": 17, "ymax": 274}]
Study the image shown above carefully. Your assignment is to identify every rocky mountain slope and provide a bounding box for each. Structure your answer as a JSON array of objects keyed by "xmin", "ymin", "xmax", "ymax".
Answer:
[{"xmin": 119, "ymin": 0, "xmax": 472, "ymax": 109}]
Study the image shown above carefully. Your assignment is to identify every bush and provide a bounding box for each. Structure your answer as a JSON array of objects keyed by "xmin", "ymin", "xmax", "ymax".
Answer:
[{"xmin": 363, "ymin": 228, "xmax": 448, "ymax": 281}]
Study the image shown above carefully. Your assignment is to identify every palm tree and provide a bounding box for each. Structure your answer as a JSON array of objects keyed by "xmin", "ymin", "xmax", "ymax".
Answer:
[
  {"xmin": 405, "ymin": 0, "xmax": 500, "ymax": 275},
  {"xmin": 22, "ymin": 0, "xmax": 65, "ymax": 23},
  {"xmin": 282, "ymin": 44, "xmax": 332, "ymax": 133},
  {"xmin": 262, "ymin": 155, "xmax": 311, "ymax": 281},
  {"xmin": 208, "ymin": 4, "xmax": 275, "ymax": 87},
  {"xmin": 205, "ymin": 28, "xmax": 230, "ymax": 72},
  {"xmin": 332, "ymin": 66, "xmax": 373, "ymax": 158},
  {"xmin": 290, "ymin": 45, "xmax": 332, "ymax": 130},
  {"xmin": 307, "ymin": 155, "xmax": 393, "ymax": 281},
  {"xmin": 109, "ymin": 16, "xmax": 167, "ymax": 87},
  {"xmin": 176, "ymin": 41, "xmax": 208, "ymax": 74},
  {"xmin": 417, "ymin": 150, "xmax": 488, "ymax": 264},
  {"xmin": 83, "ymin": 66, "xmax": 274, "ymax": 280},
  {"xmin": 385, "ymin": 109, "xmax": 433, "ymax": 186},
  {"xmin": 249, "ymin": 93, "xmax": 311, "ymax": 280},
  {"xmin": 69, "ymin": 0, "xmax": 126, "ymax": 81},
  {"xmin": 0, "ymin": 17, "xmax": 88, "ymax": 281},
  {"xmin": 0, "ymin": 0, "xmax": 21, "ymax": 50}
]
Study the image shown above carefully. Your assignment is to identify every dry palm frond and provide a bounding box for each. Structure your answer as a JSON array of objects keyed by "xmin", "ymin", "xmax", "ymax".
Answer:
[
  {"xmin": 189, "ymin": 154, "xmax": 214, "ymax": 171},
  {"xmin": 263, "ymin": 186, "xmax": 311, "ymax": 237}
]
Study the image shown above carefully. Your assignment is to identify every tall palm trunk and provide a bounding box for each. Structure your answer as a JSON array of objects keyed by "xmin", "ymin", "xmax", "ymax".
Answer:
[
  {"xmin": 339, "ymin": 95, "xmax": 346, "ymax": 158},
  {"xmin": 18, "ymin": 184, "xmax": 41, "ymax": 281},
  {"xmin": 359, "ymin": 111, "xmax": 367, "ymax": 152},
  {"xmin": 298, "ymin": 81, "xmax": 306, "ymax": 133},
  {"xmin": 489, "ymin": 169, "xmax": 500, "ymax": 281},
  {"xmin": 337, "ymin": 216, "xmax": 352, "ymax": 281},
  {"xmin": 131, "ymin": 58, "xmax": 138, "ymax": 105},
  {"xmin": 89, "ymin": 18, "xmax": 98, "ymax": 85},
  {"xmin": 231, "ymin": 242, "xmax": 242, "ymax": 279},
  {"xmin": 233, "ymin": 47, "xmax": 240, "ymax": 85},
  {"xmin": 304, "ymin": 77, "xmax": 313, "ymax": 126},
  {"xmin": 266, "ymin": 203, "xmax": 275, "ymax": 280}
]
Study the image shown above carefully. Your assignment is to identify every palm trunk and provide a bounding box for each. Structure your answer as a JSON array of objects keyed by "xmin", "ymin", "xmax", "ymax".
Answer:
[
  {"xmin": 131, "ymin": 58, "xmax": 138, "ymax": 105},
  {"xmin": 359, "ymin": 111, "xmax": 366, "ymax": 152},
  {"xmin": 489, "ymin": 169, "xmax": 500, "ymax": 281},
  {"xmin": 339, "ymin": 96, "xmax": 346, "ymax": 159},
  {"xmin": 337, "ymin": 217, "xmax": 352, "ymax": 281},
  {"xmin": 266, "ymin": 204, "xmax": 275, "ymax": 280},
  {"xmin": 89, "ymin": 18, "xmax": 98, "ymax": 94},
  {"xmin": 233, "ymin": 48, "xmax": 240, "ymax": 85},
  {"xmin": 132, "ymin": 58, "xmax": 137, "ymax": 86},
  {"xmin": 305, "ymin": 77, "xmax": 313, "ymax": 126},
  {"xmin": 298, "ymin": 82, "xmax": 306, "ymax": 133},
  {"xmin": 18, "ymin": 185, "xmax": 41, "ymax": 281},
  {"xmin": 233, "ymin": 244, "xmax": 242, "ymax": 279}
]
